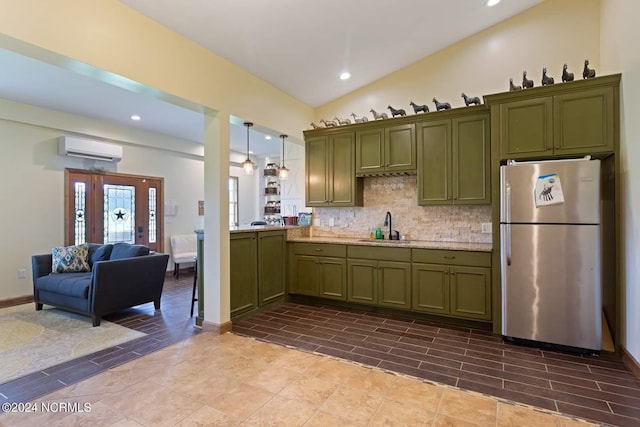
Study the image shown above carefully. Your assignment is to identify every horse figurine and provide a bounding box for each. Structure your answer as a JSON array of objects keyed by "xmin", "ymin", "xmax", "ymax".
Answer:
[
  {"xmin": 583, "ymin": 59, "xmax": 596, "ymax": 79},
  {"xmin": 541, "ymin": 67, "xmax": 555, "ymax": 86},
  {"xmin": 461, "ymin": 93, "xmax": 481, "ymax": 106},
  {"xmin": 562, "ymin": 64, "xmax": 574, "ymax": 82},
  {"xmin": 522, "ymin": 71, "xmax": 534, "ymax": 89},
  {"xmin": 387, "ymin": 105, "xmax": 406, "ymax": 117},
  {"xmin": 370, "ymin": 109, "xmax": 388, "ymax": 120},
  {"xmin": 509, "ymin": 78, "xmax": 522, "ymax": 91},
  {"xmin": 320, "ymin": 118, "xmax": 338, "ymax": 127},
  {"xmin": 334, "ymin": 116, "xmax": 352, "ymax": 126},
  {"xmin": 409, "ymin": 101, "xmax": 429, "ymax": 114},
  {"xmin": 433, "ymin": 98, "xmax": 451, "ymax": 111},
  {"xmin": 350, "ymin": 113, "xmax": 368, "ymax": 123}
]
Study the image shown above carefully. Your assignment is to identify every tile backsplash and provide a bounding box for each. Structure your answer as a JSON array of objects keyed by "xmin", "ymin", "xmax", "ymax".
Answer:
[{"xmin": 312, "ymin": 176, "xmax": 492, "ymax": 243}]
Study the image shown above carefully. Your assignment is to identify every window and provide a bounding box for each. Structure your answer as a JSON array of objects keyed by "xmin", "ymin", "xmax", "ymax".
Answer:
[{"xmin": 229, "ymin": 176, "xmax": 239, "ymax": 227}]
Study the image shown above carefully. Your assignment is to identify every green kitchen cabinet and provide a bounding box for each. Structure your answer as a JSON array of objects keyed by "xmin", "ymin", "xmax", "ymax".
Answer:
[
  {"xmin": 347, "ymin": 245, "xmax": 412, "ymax": 309},
  {"xmin": 412, "ymin": 249, "xmax": 491, "ymax": 321},
  {"xmin": 417, "ymin": 112, "xmax": 490, "ymax": 205},
  {"xmin": 356, "ymin": 124, "xmax": 416, "ymax": 175},
  {"xmin": 230, "ymin": 230, "xmax": 286, "ymax": 319},
  {"xmin": 305, "ymin": 133, "xmax": 363, "ymax": 207},
  {"xmin": 230, "ymin": 232, "xmax": 258, "ymax": 317},
  {"xmin": 485, "ymin": 74, "xmax": 620, "ymax": 160},
  {"xmin": 257, "ymin": 230, "xmax": 286, "ymax": 306},
  {"xmin": 289, "ymin": 243, "xmax": 347, "ymax": 300}
]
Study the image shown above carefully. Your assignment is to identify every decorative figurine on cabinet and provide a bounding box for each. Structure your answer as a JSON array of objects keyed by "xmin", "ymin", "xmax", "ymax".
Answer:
[
  {"xmin": 562, "ymin": 64, "xmax": 575, "ymax": 82},
  {"xmin": 320, "ymin": 118, "xmax": 338, "ymax": 127},
  {"xmin": 370, "ymin": 109, "xmax": 389, "ymax": 120},
  {"xmin": 461, "ymin": 93, "xmax": 481, "ymax": 106},
  {"xmin": 541, "ymin": 67, "xmax": 555, "ymax": 85},
  {"xmin": 409, "ymin": 101, "xmax": 429, "ymax": 113},
  {"xmin": 509, "ymin": 78, "xmax": 522, "ymax": 91},
  {"xmin": 350, "ymin": 112, "xmax": 368, "ymax": 123},
  {"xmin": 387, "ymin": 105, "xmax": 406, "ymax": 117},
  {"xmin": 432, "ymin": 98, "xmax": 451, "ymax": 111},
  {"xmin": 334, "ymin": 116, "xmax": 352, "ymax": 126},
  {"xmin": 310, "ymin": 122, "xmax": 324, "ymax": 129},
  {"xmin": 583, "ymin": 59, "xmax": 596, "ymax": 79},
  {"xmin": 522, "ymin": 70, "xmax": 534, "ymax": 88}
]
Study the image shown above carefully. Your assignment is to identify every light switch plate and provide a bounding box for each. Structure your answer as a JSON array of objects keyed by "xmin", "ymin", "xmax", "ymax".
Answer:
[{"xmin": 481, "ymin": 223, "xmax": 492, "ymax": 233}]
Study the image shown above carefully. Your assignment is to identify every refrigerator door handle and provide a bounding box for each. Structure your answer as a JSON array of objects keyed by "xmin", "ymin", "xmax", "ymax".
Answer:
[{"xmin": 506, "ymin": 182, "xmax": 511, "ymax": 266}]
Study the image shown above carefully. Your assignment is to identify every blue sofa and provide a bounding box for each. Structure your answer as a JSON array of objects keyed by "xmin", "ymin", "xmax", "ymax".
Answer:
[{"xmin": 32, "ymin": 243, "xmax": 170, "ymax": 326}]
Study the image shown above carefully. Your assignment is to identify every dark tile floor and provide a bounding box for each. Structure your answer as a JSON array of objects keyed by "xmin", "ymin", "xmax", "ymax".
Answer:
[
  {"xmin": 234, "ymin": 301, "xmax": 640, "ymax": 427},
  {"xmin": 0, "ymin": 272, "xmax": 200, "ymax": 405}
]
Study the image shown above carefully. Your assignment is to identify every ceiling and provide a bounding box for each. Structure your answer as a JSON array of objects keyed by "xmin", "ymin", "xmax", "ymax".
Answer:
[{"xmin": 0, "ymin": 0, "xmax": 542, "ymax": 157}]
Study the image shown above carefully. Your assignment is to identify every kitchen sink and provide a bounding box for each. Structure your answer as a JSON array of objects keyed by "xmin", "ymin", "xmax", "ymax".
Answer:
[{"xmin": 357, "ymin": 239, "xmax": 410, "ymax": 244}]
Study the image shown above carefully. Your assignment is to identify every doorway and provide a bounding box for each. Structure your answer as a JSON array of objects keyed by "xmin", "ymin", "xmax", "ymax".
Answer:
[{"xmin": 65, "ymin": 169, "xmax": 164, "ymax": 252}]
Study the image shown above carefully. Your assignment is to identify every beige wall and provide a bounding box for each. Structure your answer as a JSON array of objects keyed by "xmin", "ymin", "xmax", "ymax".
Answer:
[
  {"xmin": 0, "ymin": 100, "xmax": 205, "ymax": 300},
  {"xmin": 600, "ymin": 0, "xmax": 640, "ymax": 364},
  {"xmin": 316, "ymin": 0, "xmax": 601, "ymax": 122}
]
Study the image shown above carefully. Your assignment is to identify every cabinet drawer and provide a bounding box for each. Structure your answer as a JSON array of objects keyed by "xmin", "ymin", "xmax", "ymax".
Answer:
[
  {"xmin": 290, "ymin": 243, "xmax": 346, "ymax": 258},
  {"xmin": 412, "ymin": 249, "xmax": 490, "ymax": 267},
  {"xmin": 348, "ymin": 245, "xmax": 411, "ymax": 262}
]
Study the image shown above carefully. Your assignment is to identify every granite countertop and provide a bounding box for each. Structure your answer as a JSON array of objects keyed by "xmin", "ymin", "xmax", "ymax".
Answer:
[
  {"xmin": 229, "ymin": 225, "xmax": 309, "ymax": 233},
  {"xmin": 287, "ymin": 236, "xmax": 492, "ymax": 252}
]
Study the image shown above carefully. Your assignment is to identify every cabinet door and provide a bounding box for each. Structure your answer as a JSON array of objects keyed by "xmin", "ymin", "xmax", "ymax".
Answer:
[
  {"xmin": 230, "ymin": 233, "xmax": 257, "ymax": 317},
  {"xmin": 378, "ymin": 261, "xmax": 411, "ymax": 309},
  {"xmin": 347, "ymin": 259, "xmax": 377, "ymax": 305},
  {"xmin": 412, "ymin": 263, "xmax": 449, "ymax": 314},
  {"xmin": 356, "ymin": 128, "xmax": 385, "ymax": 175},
  {"xmin": 499, "ymin": 97, "xmax": 553, "ymax": 159},
  {"xmin": 453, "ymin": 113, "xmax": 490, "ymax": 205},
  {"xmin": 305, "ymin": 136, "xmax": 328, "ymax": 206},
  {"xmin": 554, "ymin": 86, "xmax": 615, "ymax": 155},
  {"xmin": 417, "ymin": 119, "xmax": 451, "ymax": 205},
  {"xmin": 450, "ymin": 266, "xmax": 491, "ymax": 320},
  {"xmin": 293, "ymin": 255, "xmax": 320, "ymax": 296},
  {"xmin": 385, "ymin": 124, "xmax": 416, "ymax": 173},
  {"xmin": 330, "ymin": 133, "xmax": 360, "ymax": 206},
  {"xmin": 319, "ymin": 257, "xmax": 347, "ymax": 301},
  {"xmin": 257, "ymin": 231, "xmax": 286, "ymax": 306}
]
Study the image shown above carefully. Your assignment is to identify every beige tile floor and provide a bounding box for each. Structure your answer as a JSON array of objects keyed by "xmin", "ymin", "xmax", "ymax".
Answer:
[{"xmin": 0, "ymin": 333, "xmax": 598, "ymax": 427}]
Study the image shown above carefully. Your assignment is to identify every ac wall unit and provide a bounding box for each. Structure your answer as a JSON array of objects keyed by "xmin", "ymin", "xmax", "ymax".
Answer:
[{"xmin": 58, "ymin": 136, "xmax": 123, "ymax": 162}]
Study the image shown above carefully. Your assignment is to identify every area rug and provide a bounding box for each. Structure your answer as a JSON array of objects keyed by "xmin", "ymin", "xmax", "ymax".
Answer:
[{"xmin": 0, "ymin": 304, "xmax": 146, "ymax": 384}]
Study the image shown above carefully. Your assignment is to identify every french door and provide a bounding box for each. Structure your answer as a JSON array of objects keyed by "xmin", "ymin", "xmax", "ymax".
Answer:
[{"xmin": 65, "ymin": 169, "xmax": 164, "ymax": 252}]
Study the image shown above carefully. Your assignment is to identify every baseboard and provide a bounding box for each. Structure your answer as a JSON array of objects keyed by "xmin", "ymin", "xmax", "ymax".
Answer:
[
  {"xmin": 0, "ymin": 295, "xmax": 34, "ymax": 309},
  {"xmin": 621, "ymin": 345, "xmax": 640, "ymax": 380},
  {"xmin": 201, "ymin": 320, "xmax": 233, "ymax": 335}
]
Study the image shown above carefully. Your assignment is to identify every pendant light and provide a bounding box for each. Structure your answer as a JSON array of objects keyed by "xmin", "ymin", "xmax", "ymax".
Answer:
[
  {"xmin": 277, "ymin": 134, "xmax": 289, "ymax": 180},
  {"xmin": 241, "ymin": 122, "xmax": 256, "ymax": 175}
]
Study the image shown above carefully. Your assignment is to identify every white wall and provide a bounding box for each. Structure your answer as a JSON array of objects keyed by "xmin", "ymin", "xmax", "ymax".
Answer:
[
  {"xmin": 600, "ymin": 0, "xmax": 640, "ymax": 364},
  {"xmin": 0, "ymin": 99, "xmax": 204, "ymax": 300}
]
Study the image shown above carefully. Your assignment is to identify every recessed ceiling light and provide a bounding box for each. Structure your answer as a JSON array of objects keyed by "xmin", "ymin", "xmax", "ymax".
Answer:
[
  {"xmin": 340, "ymin": 72, "xmax": 351, "ymax": 80},
  {"xmin": 265, "ymin": 135, "xmax": 272, "ymax": 140},
  {"xmin": 249, "ymin": 150, "xmax": 254, "ymax": 154},
  {"xmin": 130, "ymin": 115, "xmax": 141, "ymax": 121},
  {"xmin": 487, "ymin": 0, "xmax": 500, "ymax": 6}
]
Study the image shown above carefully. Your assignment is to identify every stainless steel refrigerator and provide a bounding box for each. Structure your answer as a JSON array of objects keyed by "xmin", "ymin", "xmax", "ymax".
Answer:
[{"xmin": 500, "ymin": 158, "xmax": 601, "ymax": 352}]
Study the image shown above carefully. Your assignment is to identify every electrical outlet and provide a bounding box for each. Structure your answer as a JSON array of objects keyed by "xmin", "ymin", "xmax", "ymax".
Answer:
[
  {"xmin": 328, "ymin": 217, "xmax": 335, "ymax": 227},
  {"xmin": 481, "ymin": 223, "xmax": 492, "ymax": 233},
  {"xmin": 18, "ymin": 268, "xmax": 26, "ymax": 279}
]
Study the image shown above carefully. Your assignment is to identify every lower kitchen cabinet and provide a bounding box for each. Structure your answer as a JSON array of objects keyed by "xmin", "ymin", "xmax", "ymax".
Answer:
[
  {"xmin": 347, "ymin": 246, "xmax": 411, "ymax": 309},
  {"xmin": 289, "ymin": 243, "xmax": 347, "ymax": 301},
  {"xmin": 412, "ymin": 249, "xmax": 491, "ymax": 321},
  {"xmin": 230, "ymin": 230, "xmax": 285, "ymax": 318}
]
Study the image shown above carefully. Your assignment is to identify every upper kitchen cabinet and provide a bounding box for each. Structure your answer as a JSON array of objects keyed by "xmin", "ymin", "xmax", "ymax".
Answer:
[
  {"xmin": 305, "ymin": 132, "xmax": 363, "ymax": 207},
  {"xmin": 485, "ymin": 74, "xmax": 620, "ymax": 160},
  {"xmin": 417, "ymin": 107, "xmax": 490, "ymax": 206},
  {"xmin": 355, "ymin": 123, "xmax": 416, "ymax": 176}
]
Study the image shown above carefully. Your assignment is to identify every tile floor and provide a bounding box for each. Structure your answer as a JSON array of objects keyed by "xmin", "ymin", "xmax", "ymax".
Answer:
[
  {"xmin": 0, "ymin": 274, "xmax": 638, "ymax": 426},
  {"xmin": 234, "ymin": 301, "xmax": 640, "ymax": 427},
  {"xmin": 1, "ymin": 329, "xmax": 598, "ymax": 426}
]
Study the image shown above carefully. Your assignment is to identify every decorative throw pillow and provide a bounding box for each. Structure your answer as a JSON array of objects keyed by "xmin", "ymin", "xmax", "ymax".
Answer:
[{"xmin": 51, "ymin": 243, "xmax": 91, "ymax": 273}]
